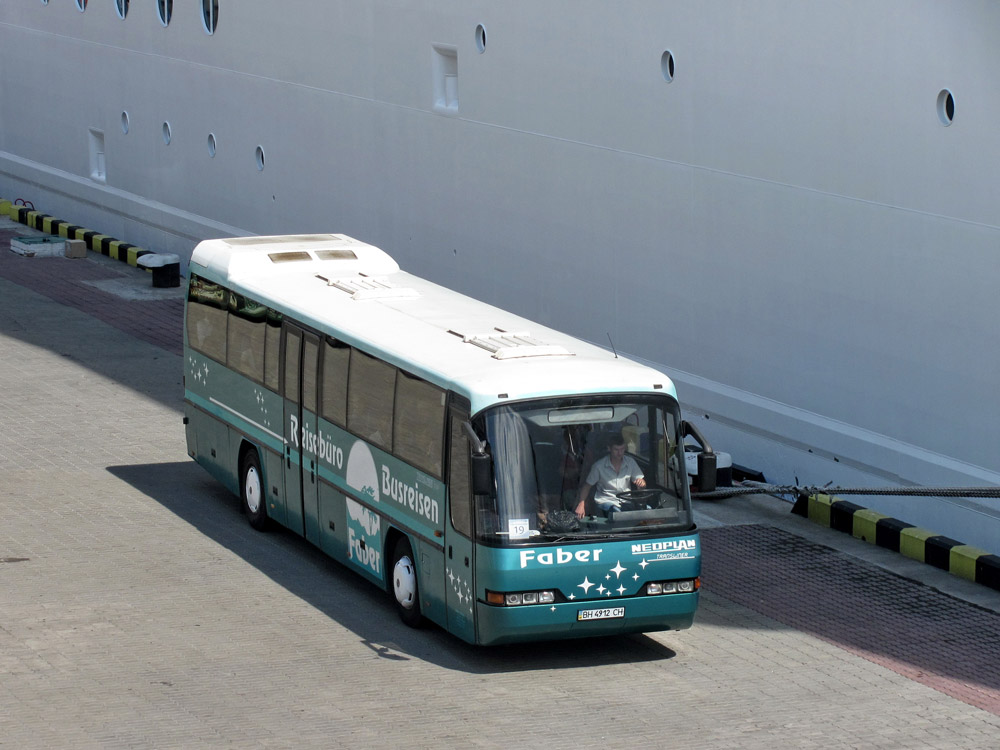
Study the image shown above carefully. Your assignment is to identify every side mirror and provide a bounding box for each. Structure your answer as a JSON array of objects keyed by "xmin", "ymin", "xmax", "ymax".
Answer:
[
  {"xmin": 471, "ymin": 453, "xmax": 495, "ymax": 497},
  {"xmin": 682, "ymin": 420, "xmax": 717, "ymax": 493},
  {"xmin": 464, "ymin": 421, "xmax": 496, "ymax": 497}
]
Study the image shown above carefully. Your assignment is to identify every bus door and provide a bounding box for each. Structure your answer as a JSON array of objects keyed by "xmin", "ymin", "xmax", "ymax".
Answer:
[
  {"xmin": 444, "ymin": 402, "xmax": 477, "ymax": 642},
  {"xmin": 282, "ymin": 324, "xmax": 322, "ymax": 542}
]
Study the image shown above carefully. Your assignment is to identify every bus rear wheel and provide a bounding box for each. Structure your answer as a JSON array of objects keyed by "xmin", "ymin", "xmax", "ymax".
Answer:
[
  {"xmin": 240, "ymin": 448, "xmax": 268, "ymax": 531},
  {"xmin": 391, "ymin": 537, "xmax": 423, "ymax": 628}
]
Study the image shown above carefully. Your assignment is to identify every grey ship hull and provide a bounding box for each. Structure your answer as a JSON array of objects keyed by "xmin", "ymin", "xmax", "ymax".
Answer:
[{"xmin": 2, "ymin": 2, "xmax": 998, "ymax": 550}]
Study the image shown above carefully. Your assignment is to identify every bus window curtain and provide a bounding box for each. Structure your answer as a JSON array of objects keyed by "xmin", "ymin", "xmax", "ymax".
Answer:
[{"xmin": 489, "ymin": 407, "xmax": 538, "ymax": 524}]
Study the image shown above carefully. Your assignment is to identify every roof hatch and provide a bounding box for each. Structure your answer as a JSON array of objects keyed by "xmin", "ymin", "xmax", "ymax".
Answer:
[
  {"xmin": 321, "ymin": 275, "xmax": 419, "ymax": 300},
  {"xmin": 455, "ymin": 329, "xmax": 573, "ymax": 360}
]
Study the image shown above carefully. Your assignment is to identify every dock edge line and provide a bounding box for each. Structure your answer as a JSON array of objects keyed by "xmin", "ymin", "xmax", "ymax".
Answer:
[
  {"xmin": 1, "ymin": 200, "xmax": 149, "ymax": 265},
  {"xmin": 1, "ymin": 198, "xmax": 181, "ymax": 287},
  {"xmin": 791, "ymin": 493, "xmax": 1000, "ymax": 592}
]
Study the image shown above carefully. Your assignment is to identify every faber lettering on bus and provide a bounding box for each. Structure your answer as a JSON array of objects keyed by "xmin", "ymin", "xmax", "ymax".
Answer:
[
  {"xmin": 519, "ymin": 547, "xmax": 603, "ymax": 569},
  {"xmin": 346, "ymin": 498, "xmax": 382, "ymax": 575}
]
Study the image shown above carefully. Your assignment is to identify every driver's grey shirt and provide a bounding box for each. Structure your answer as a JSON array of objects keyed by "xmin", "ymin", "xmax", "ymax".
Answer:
[{"xmin": 587, "ymin": 455, "xmax": 644, "ymax": 509}]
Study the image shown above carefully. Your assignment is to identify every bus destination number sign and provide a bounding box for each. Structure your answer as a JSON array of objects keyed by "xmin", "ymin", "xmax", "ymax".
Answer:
[{"xmin": 577, "ymin": 607, "xmax": 625, "ymax": 622}]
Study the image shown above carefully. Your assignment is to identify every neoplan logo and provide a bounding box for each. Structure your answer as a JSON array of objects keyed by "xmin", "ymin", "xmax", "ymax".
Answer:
[{"xmin": 631, "ymin": 540, "xmax": 697, "ymax": 555}]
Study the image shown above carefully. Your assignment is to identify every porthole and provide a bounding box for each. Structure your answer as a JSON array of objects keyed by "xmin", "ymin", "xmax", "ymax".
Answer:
[
  {"xmin": 207, "ymin": 133, "xmax": 217, "ymax": 158},
  {"xmin": 202, "ymin": 0, "xmax": 219, "ymax": 35},
  {"xmin": 255, "ymin": 146, "xmax": 265, "ymax": 171},
  {"xmin": 162, "ymin": 122, "xmax": 172, "ymax": 145},
  {"xmin": 76, "ymin": 0, "xmax": 87, "ymax": 11},
  {"xmin": 115, "ymin": 0, "xmax": 129, "ymax": 19},
  {"xmin": 475, "ymin": 24, "xmax": 487, "ymax": 53},
  {"xmin": 121, "ymin": 111, "xmax": 130, "ymax": 135},
  {"xmin": 156, "ymin": 0, "xmax": 173, "ymax": 27},
  {"xmin": 661, "ymin": 50, "xmax": 675, "ymax": 82},
  {"xmin": 937, "ymin": 89, "xmax": 955, "ymax": 126}
]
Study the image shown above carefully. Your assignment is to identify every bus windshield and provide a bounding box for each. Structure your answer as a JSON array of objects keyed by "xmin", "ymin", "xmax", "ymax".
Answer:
[{"xmin": 479, "ymin": 395, "xmax": 693, "ymax": 545}]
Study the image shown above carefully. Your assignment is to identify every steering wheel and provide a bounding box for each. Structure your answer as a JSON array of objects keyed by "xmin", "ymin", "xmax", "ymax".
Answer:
[{"xmin": 615, "ymin": 489, "xmax": 659, "ymax": 509}]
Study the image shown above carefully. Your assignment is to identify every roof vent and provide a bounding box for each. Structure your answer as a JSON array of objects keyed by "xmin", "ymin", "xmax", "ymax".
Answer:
[
  {"xmin": 315, "ymin": 249, "xmax": 358, "ymax": 261},
  {"xmin": 268, "ymin": 251, "xmax": 312, "ymax": 263},
  {"xmin": 324, "ymin": 275, "xmax": 419, "ymax": 300},
  {"xmin": 461, "ymin": 330, "xmax": 572, "ymax": 360}
]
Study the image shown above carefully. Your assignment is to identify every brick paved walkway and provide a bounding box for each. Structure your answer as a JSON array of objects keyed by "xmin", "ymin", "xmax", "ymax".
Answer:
[
  {"xmin": 0, "ymin": 223, "xmax": 183, "ymax": 355},
  {"xmin": 703, "ymin": 525, "xmax": 1000, "ymax": 716}
]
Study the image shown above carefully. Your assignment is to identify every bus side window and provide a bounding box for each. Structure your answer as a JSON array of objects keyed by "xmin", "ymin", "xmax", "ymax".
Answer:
[
  {"xmin": 283, "ymin": 328, "xmax": 301, "ymax": 403},
  {"xmin": 186, "ymin": 275, "xmax": 228, "ymax": 362},
  {"xmin": 226, "ymin": 293, "xmax": 267, "ymax": 383},
  {"xmin": 448, "ymin": 413, "xmax": 472, "ymax": 537},
  {"xmin": 347, "ymin": 349, "xmax": 395, "ymax": 451},
  {"xmin": 263, "ymin": 308, "xmax": 282, "ymax": 392},
  {"xmin": 301, "ymin": 335, "xmax": 320, "ymax": 413},
  {"xmin": 321, "ymin": 339, "xmax": 350, "ymax": 427},
  {"xmin": 394, "ymin": 371, "xmax": 446, "ymax": 477}
]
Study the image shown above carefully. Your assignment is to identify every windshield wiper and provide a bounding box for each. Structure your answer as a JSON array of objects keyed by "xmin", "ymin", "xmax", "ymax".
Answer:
[{"xmin": 538, "ymin": 531, "xmax": 616, "ymax": 542}]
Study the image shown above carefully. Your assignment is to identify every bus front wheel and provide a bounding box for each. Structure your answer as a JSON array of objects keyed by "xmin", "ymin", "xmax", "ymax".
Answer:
[
  {"xmin": 391, "ymin": 537, "xmax": 423, "ymax": 628},
  {"xmin": 240, "ymin": 448, "xmax": 268, "ymax": 531}
]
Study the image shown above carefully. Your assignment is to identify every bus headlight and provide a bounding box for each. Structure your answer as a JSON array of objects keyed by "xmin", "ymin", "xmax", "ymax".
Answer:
[
  {"xmin": 487, "ymin": 590, "xmax": 557, "ymax": 606},
  {"xmin": 645, "ymin": 578, "xmax": 699, "ymax": 595}
]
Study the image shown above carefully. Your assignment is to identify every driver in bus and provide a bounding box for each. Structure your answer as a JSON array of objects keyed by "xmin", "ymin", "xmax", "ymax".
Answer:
[{"xmin": 574, "ymin": 432, "xmax": 646, "ymax": 518}]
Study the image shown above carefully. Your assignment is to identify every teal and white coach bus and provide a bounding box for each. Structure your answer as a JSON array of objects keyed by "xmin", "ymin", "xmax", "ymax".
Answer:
[{"xmin": 183, "ymin": 234, "xmax": 712, "ymax": 645}]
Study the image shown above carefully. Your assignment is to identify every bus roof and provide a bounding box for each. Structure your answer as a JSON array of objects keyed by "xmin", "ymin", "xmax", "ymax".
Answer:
[{"xmin": 190, "ymin": 234, "xmax": 678, "ymax": 414}]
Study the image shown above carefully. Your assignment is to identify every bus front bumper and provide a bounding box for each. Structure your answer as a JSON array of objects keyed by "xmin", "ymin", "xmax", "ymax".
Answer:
[{"xmin": 474, "ymin": 592, "xmax": 698, "ymax": 646}]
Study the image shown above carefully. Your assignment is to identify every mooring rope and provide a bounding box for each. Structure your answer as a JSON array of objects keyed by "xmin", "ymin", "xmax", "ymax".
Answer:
[{"xmin": 692, "ymin": 481, "xmax": 1000, "ymax": 501}]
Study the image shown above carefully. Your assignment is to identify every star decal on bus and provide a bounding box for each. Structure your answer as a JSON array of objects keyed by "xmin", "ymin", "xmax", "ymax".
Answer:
[
  {"xmin": 188, "ymin": 357, "xmax": 210, "ymax": 384},
  {"xmin": 610, "ymin": 561, "xmax": 626, "ymax": 578},
  {"xmin": 447, "ymin": 567, "xmax": 474, "ymax": 613},
  {"xmin": 578, "ymin": 577, "xmax": 595, "ymax": 594},
  {"xmin": 253, "ymin": 389, "xmax": 271, "ymax": 426}
]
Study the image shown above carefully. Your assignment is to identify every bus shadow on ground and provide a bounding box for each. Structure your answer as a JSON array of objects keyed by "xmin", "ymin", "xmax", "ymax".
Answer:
[
  {"xmin": 107, "ymin": 461, "xmax": 679, "ymax": 673},
  {"xmin": 0, "ymin": 272, "xmax": 183, "ymax": 414}
]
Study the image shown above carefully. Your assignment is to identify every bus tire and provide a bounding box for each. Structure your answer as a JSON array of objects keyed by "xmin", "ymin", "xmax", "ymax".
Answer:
[
  {"xmin": 391, "ymin": 537, "xmax": 423, "ymax": 628},
  {"xmin": 240, "ymin": 448, "xmax": 268, "ymax": 531}
]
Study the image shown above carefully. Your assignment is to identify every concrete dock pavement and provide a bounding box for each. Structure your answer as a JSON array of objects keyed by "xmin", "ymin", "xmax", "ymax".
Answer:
[
  {"xmin": 2, "ymin": 219, "xmax": 1000, "ymax": 748},
  {"xmin": 0, "ymin": 217, "xmax": 184, "ymax": 355}
]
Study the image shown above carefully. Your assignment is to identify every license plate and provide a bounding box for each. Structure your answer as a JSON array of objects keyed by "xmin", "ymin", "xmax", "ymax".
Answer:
[{"xmin": 577, "ymin": 606, "xmax": 625, "ymax": 622}]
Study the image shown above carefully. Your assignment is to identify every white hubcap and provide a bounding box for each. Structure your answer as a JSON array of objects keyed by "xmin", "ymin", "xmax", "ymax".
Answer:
[
  {"xmin": 245, "ymin": 466, "xmax": 262, "ymax": 514},
  {"xmin": 393, "ymin": 555, "xmax": 417, "ymax": 610}
]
